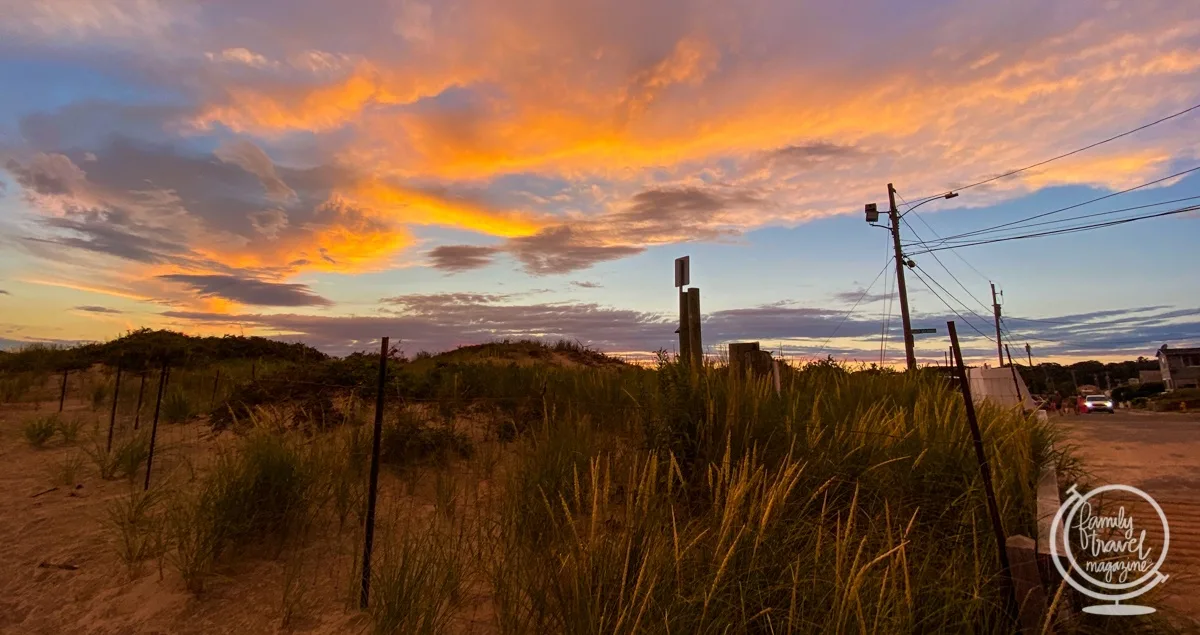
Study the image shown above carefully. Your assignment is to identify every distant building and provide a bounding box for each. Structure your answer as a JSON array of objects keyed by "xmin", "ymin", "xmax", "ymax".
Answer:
[
  {"xmin": 1157, "ymin": 345, "xmax": 1200, "ymax": 390},
  {"xmin": 1138, "ymin": 369, "xmax": 1163, "ymax": 385}
]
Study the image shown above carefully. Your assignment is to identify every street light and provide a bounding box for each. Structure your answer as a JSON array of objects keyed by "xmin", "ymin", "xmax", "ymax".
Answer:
[{"xmin": 900, "ymin": 191, "xmax": 958, "ymax": 218}]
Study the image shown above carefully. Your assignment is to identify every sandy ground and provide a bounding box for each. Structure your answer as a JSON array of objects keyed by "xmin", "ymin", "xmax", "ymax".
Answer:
[
  {"xmin": 0, "ymin": 396, "xmax": 498, "ymax": 635},
  {"xmin": 1056, "ymin": 409, "xmax": 1200, "ymax": 624}
]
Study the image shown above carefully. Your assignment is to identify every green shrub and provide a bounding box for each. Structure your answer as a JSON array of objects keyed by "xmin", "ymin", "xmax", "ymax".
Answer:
[
  {"xmin": 56, "ymin": 418, "xmax": 84, "ymax": 444},
  {"xmin": 163, "ymin": 389, "xmax": 195, "ymax": 423},
  {"xmin": 380, "ymin": 408, "xmax": 473, "ymax": 467},
  {"xmin": 91, "ymin": 382, "xmax": 109, "ymax": 411},
  {"xmin": 167, "ymin": 430, "xmax": 319, "ymax": 593},
  {"xmin": 24, "ymin": 416, "xmax": 58, "ymax": 448},
  {"xmin": 49, "ymin": 452, "xmax": 85, "ymax": 486},
  {"xmin": 108, "ymin": 489, "xmax": 166, "ymax": 577},
  {"xmin": 86, "ymin": 433, "xmax": 151, "ymax": 480}
]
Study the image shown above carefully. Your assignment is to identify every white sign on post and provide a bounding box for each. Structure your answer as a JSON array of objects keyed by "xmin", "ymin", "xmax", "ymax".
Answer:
[{"xmin": 675, "ymin": 256, "xmax": 690, "ymax": 288}]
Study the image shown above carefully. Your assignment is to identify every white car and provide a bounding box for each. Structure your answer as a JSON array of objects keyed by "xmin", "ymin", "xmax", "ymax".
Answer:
[{"xmin": 1082, "ymin": 394, "xmax": 1114, "ymax": 414}]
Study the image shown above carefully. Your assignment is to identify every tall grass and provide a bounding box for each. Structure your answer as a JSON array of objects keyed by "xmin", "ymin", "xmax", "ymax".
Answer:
[
  {"xmin": 483, "ymin": 361, "xmax": 1050, "ymax": 634},
  {"xmin": 24, "ymin": 416, "xmax": 58, "ymax": 448},
  {"xmin": 368, "ymin": 515, "xmax": 468, "ymax": 635},
  {"xmin": 165, "ymin": 429, "xmax": 321, "ymax": 592},
  {"xmin": 87, "ymin": 433, "xmax": 151, "ymax": 480},
  {"xmin": 108, "ymin": 488, "xmax": 167, "ymax": 577}
]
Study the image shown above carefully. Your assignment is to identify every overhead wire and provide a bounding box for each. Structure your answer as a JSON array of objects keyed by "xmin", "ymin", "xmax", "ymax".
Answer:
[
  {"xmin": 816, "ymin": 259, "xmax": 891, "ymax": 354},
  {"xmin": 918, "ymin": 166, "xmax": 1200, "ymax": 247},
  {"xmin": 906, "ymin": 204, "xmax": 1200, "ymax": 255},
  {"xmin": 901, "ymin": 216, "xmax": 995, "ymax": 314},
  {"xmin": 908, "ymin": 265, "xmax": 995, "ymax": 341},
  {"xmin": 904, "ymin": 100, "xmax": 1200, "ymax": 203}
]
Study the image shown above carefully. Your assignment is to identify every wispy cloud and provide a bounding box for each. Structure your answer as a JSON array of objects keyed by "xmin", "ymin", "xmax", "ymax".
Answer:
[{"xmin": 74, "ymin": 305, "xmax": 123, "ymax": 314}]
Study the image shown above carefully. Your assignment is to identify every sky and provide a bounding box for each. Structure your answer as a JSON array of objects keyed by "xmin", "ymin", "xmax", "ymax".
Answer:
[{"xmin": 0, "ymin": 0, "xmax": 1198, "ymax": 365}]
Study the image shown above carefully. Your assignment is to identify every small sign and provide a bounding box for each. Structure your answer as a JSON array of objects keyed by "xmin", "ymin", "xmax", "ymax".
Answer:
[
  {"xmin": 675, "ymin": 256, "xmax": 690, "ymax": 288},
  {"xmin": 912, "ymin": 328, "xmax": 938, "ymax": 334}
]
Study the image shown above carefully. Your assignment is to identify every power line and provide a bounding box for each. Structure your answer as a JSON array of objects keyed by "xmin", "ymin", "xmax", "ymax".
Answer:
[
  {"xmin": 920, "ymin": 166, "xmax": 1200, "ymax": 246},
  {"xmin": 912, "ymin": 263, "xmax": 996, "ymax": 339},
  {"xmin": 908, "ymin": 265, "xmax": 994, "ymax": 341},
  {"xmin": 901, "ymin": 217, "xmax": 994, "ymax": 314},
  {"xmin": 907, "ymin": 204, "xmax": 1200, "ymax": 255},
  {"xmin": 816, "ymin": 260, "xmax": 891, "ymax": 353},
  {"xmin": 905, "ymin": 101, "xmax": 1200, "ymax": 203},
  {"xmin": 908, "ymin": 208, "xmax": 994, "ymax": 287}
]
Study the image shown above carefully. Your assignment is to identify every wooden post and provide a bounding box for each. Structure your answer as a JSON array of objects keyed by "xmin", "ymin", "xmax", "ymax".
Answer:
[
  {"xmin": 106, "ymin": 366, "xmax": 123, "ymax": 453},
  {"xmin": 143, "ymin": 361, "xmax": 169, "ymax": 491},
  {"xmin": 686, "ymin": 288, "xmax": 702, "ymax": 369},
  {"xmin": 58, "ymin": 369, "xmax": 68, "ymax": 412},
  {"xmin": 1005, "ymin": 344, "xmax": 1024, "ymax": 410},
  {"xmin": 1035, "ymin": 454, "xmax": 1074, "ymax": 623},
  {"xmin": 1005, "ymin": 535, "xmax": 1048, "ymax": 635},
  {"xmin": 772, "ymin": 359, "xmax": 782, "ymax": 395},
  {"xmin": 948, "ymin": 321, "xmax": 1016, "ymax": 617},
  {"xmin": 678, "ymin": 290, "xmax": 691, "ymax": 365},
  {"xmin": 133, "ymin": 372, "xmax": 147, "ymax": 430},
  {"xmin": 360, "ymin": 336, "xmax": 389, "ymax": 608},
  {"xmin": 728, "ymin": 342, "xmax": 760, "ymax": 378}
]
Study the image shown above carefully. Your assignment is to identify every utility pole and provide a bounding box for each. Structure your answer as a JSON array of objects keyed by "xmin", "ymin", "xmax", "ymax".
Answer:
[
  {"xmin": 991, "ymin": 283, "xmax": 1004, "ymax": 367},
  {"xmin": 1025, "ymin": 343, "xmax": 1033, "ymax": 369},
  {"xmin": 888, "ymin": 184, "xmax": 916, "ymax": 371}
]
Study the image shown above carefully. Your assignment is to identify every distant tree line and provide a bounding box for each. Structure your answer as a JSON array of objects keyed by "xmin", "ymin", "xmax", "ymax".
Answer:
[
  {"xmin": 0, "ymin": 328, "xmax": 327, "ymax": 373},
  {"xmin": 1014, "ymin": 356, "xmax": 1160, "ymax": 397}
]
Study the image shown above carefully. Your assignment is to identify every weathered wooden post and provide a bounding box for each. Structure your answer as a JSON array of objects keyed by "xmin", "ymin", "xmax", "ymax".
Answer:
[
  {"xmin": 678, "ymin": 289, "xmax": 691, "ymax": 364},
  {"xmin": 772, "ymin": 359, "xmax": 782, "ymax": 395},
  {"xmin": 729, "ymin": 342, "xmax": 761, "ymax": 378},
  {"xmin": 1005, "ymin": 535, "xmax": 1048, "ymax": 635},
  {"xmin": 675, "ymin": 256, "xmax": 691, "ymax": 365},
  {"xmin": 686, "ymin": 288, "xmax": 702, "ymax": 369}
]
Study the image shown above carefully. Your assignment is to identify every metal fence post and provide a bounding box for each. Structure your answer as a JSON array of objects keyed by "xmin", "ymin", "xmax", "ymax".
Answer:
[
  {"xmin": 58, "ymin": 369, "xmax": 69, "ymax": 412},
  {"xmin": 948, "ymin": 321, "xmax": 1016, "ymax": 619},
  {"xmin": 360, "ymin": 336, "xmax": 389, "ymax": 608},
  {"xmin": 211, "ymin": 369, "xmax": 221, "ymax": 408},
  {"xmin": 143, "ymin": 361, "xmax": 169, "ymax": 491},
  {"xmin": 133, "ymin": 372, "xmax": 147, "ymax": 430},
  {"xmin": 106, "ymin": 365, "xmax": 123, "ymax": 453}
]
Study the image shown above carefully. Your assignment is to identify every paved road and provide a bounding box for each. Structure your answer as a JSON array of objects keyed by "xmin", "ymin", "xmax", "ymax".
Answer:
[{"xmin": 1056, "ymin": 410, "xmax": 1200, "ymax": 621}]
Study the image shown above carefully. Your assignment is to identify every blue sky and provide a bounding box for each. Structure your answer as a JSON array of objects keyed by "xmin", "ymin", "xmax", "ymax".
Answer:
[{"xmin": 1, "ymin": 0, "xmax": 1198, "ymax": 363}]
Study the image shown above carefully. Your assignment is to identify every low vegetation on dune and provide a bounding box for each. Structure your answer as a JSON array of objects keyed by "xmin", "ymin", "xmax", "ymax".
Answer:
[{"xmin": 1, "ymin": 332, "xmax": 1187, "ymax": 633}]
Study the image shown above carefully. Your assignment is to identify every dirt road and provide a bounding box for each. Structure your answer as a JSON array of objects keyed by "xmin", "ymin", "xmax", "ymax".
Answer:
[{"xmin": 1057, "ymin": 410, "xmax": 1200, "ymax": 623}]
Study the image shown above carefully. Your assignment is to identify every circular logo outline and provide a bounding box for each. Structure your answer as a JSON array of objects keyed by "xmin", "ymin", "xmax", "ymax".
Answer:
[{"xmin": 1049, "ymin": 483, "xmax": 1170, "ymax": 602}]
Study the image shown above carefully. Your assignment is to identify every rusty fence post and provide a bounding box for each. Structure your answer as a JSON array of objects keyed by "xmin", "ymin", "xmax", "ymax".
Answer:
[
  {"xmin": 948, "ymin": 321, "xmax": 1017, "ymax": 622},
  {"xmin": 58, "ymin": 369, "xmax": 69, "ymax": 412},
  {"xmin": 143, "ymin": 361, "xmax": 169, "ymax": 491},
  {"xmin": 106, "ymin": 365, "xmax": 123, "ymax": 453},
  {"xmin": 360, "ymin": 336, "xmax": 389, "ymax": 608}
]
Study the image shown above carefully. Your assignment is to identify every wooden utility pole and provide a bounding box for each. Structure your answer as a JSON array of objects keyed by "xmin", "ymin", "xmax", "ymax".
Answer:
[
  {"xmin": 991, "ymin": 283, "xmax": 1004, "ymax": 367},
  {"xmin": 1024, "ymin": 343, "xmax": 1033, "ymax": 369},
  {"xmin": 888, "ymin": 184, "xmax": 916, "ymax": 371}
]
